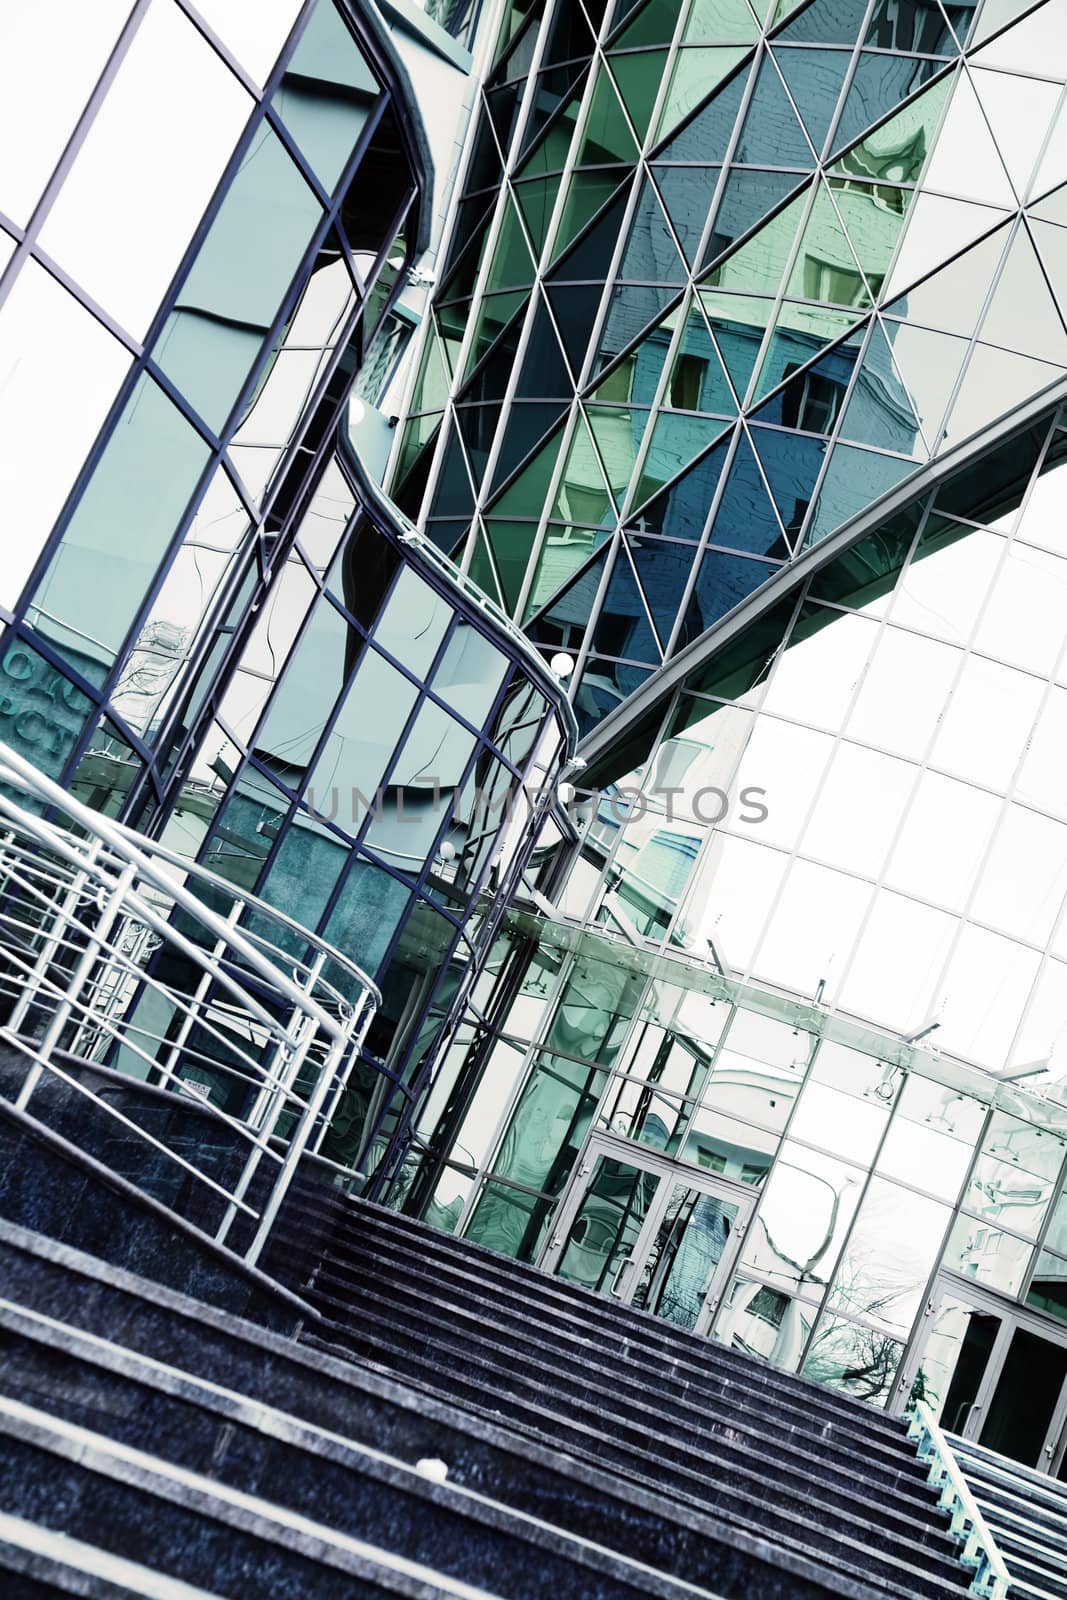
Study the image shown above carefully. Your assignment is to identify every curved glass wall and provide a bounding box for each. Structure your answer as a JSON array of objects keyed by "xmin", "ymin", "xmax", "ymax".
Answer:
[
  {"xmin": 393, "ymin": 0, "xmax": 1067, "ymax": 733},
  {"xmin": 0, "ymin": 0, "xmax": 424, "ymax": 814}
]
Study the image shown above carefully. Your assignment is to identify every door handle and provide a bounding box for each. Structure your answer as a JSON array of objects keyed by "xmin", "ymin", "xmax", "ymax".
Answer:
[{"xmin": 610, "ymin": 1256, "xmax": 635, "ymax": 1297}]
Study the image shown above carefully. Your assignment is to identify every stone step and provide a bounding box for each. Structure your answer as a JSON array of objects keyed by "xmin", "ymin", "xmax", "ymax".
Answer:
[
  {"xmin": 2, "ymin": 1219, "xmax": 932, "ymax": 1600},
  {"xmin": 0, "ymin": 1508, "xmax": 229, "ymax": 1600},
  {"xmin": 0, "ymin": 1395, "xmax": 513, "ymax": 1600}
]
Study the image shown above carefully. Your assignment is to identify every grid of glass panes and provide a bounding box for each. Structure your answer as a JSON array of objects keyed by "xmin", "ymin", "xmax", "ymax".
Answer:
[
  {"xmin": 393, "ymin": 0, "xmax": 1067, "ymax": 736},
  {"xmin": 409, "ymin": 934, "xmax": 1067, "ymax": 1404},
  {"xmin": 562, "ymin": 404, "xmax": 1067, "ymax": 1084},
  {"xmin": 0, "ymin": 0, "xmax": 419, "ymax": 810}
]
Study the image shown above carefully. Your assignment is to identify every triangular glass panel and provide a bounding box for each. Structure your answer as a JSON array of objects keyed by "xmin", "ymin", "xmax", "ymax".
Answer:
[
  {"xmin": 970, "ymin": 65, "xmax": 1061, "ymax": 199},
  {"xmin": 610, "ymin": 0, "xmax": 685, "ymax": 47},
  {"xmin": 553, "ymin": 167, "xmax": 633, "ymax": 264},
  {"xmin": 527, "ymin": 543, "xmax": 609, "ymax": 639},
  {"xmin": 519, "ymin": 79, "xmax": 588, "ymax": 171},
  {"xmin": 592, "ymin": 547, "xmax": 662, "ymax": 661},
  {"xmin": 454, "ymin": 401, "xmax": 499, "ymax": 486},
  {"xmin": 489, "ymin": 422, "xmax": 565, "ymax": 514},
  {"xmin": 577, "ymin": 62, "xmax": 641, "ymax": 166},
  {"xmin": 970, "ymin": 0, "xmax": 1044, "ymax": 47},
  {"xmin": 701, "ymin": 167, "xmax": 806, "ymax": 274},
  {"xmin": 490, "ymin": 402, "xmax": 572, "ymax": 493},
  {"xmin": 515, "ymin": 292, "xmax": 575, "ymax": 398},
  {"xmin": 667, "ymin": 296, "xmax": 739, "ymax": 415},
  {"xmin": 884, "ymin": 193, "xmax": 1011, "ymax": 301},
  {"xmin": 881, "ymin": 221, "xmax": 1010, "ymax": 336},
  {"xmin": 771, "ymin": 47, "xmax": 851, "ymax": 159},
  {"xmin": 940, "ymin": 342, "xmax": 1063, "ymax": 452},
  {"xmin": 628, "ymin": 535, "xmax": 699, "ymax": 650},
  {"xmin": 918, "ymin": 69, "xmax": 1015, "ymax": 209},
  {"xmin": 832, "ymin": 54, "xmax": 947, "ymax": 159},
  {"xmin": 514, "ymin": 173, "xmax": 564, "ymax": 258},
  {"xmin": 752, "ymin": 303, "xmax": 868, "ymax": 405},
  {"xmin": 971, "ymin": 1, "xmax": 1067, "ymax": 79},
  {"xmin": 785, "ymin": 181, "xmax": 881, "ymax": 308},
  {"xmin": 553, "ymin": 410, "xmax": 618, "ymax": 525},
  {"xmin": 431, "ymin": 424, "xmax": 477, "ymax": 520},
  {"xmin": 1030, "ymin": 218, "xmax": 1067, "ymax": 317},
  {"xmin": 595, "ymin": 282, "xmax": 682, "ymax": 373},
  {"xmin": 652, "ymin": 165, "xmax": 721, "ymax": 266},
  {"xmin": 698, "ymin": 288, "xmax": 775, "ymax": 403},
  {"xmin": 636, "ymin": 411, "xmax": 733, "ymax": 508},
  {"xmin": 865, "ymin": 0, "xmax": 962, "ymax": 55},
  {"xmin": 482, "ymin": 190, "xmax": 536, "ymax": 295},
  {"xmin": 776, "ymin": 0, "xmax": 870, "ymax": 45},
  {"xmin": 484, "ymin": 518, "xmax": 540, "ymax": 612},
  {"xmin": 1030, "ymin": 103, "xmax": 1067, "ymax": 208},
  {"xmin": 806, "ymin": 442, "xmax": 913, "ymax": 545},
  {"xmin": 835, "ymin": 320, "xmax": 928, "ymax": 459},
  {"xmin": 485, "ymin": 79, "xmax": 525, "ymax": 152},
  {"xmin": 462, "ymin": 289, "xmax": 528, "ymax": 382},
  {"xmin": 749, "ymin": 422, "xmax": 826, "ymax": 542},
  {"xmin": 408, "ymin": 320, "xmax": 452, "ymax": 415},
  {"xmin": 653, "ymin": 47, "xmax": 750, "ymax": 144},
  {"xmin": 979, "ymin": 225, "xmax": 1067, "ymax": 364},
  {"xmin": 548, "ymin": 189, "xmax": 631, "ymax": 282},
  {"xmin": 1033, "ymin": 185, "xmax": 1067, "ymax": 229},
  {"xmin": 547, "ymin": 282, "xmax": 607, "ymax": 374},
  {"xmin": 829, "ymin": 64, "xmax": 953, "ymax": 178},
  {"xmin": 608, "ymin": 50, "xmax": 670, "ymax": 145},
  {"xmin": 542, "ymin": 0, "xmax": 597, "ymax": 67},
  {"xmin": 586, "ymin": 402, "xmax": 654, "ymax": 499},
  {"xmin": 592, "ymin": 308, "xmax": 674, "ymax": 403},
  {"xmin": 681, "ymin": 0, "xmax": 761, "ymax": 44},
  {"xmin": 706, "ymin": 433, "xmax": 791, "ymax": 558},
  {"xmin": 702, "ymin": 187, "xmax": 811, "ymax": 296},
  {"xmin": 525, "ymin": 527, "xmax": 611, "ymax": 619},
  {"xmin": 678, "ymin": 546, "xmax": 779, "ymax": 649},
  {"xmin": 652, "ymin": 61, "xmax": 749, "ymax": 162},
  {"xmin": 616, "ymin": 173, "xmax": 689, "ymax": 285},
  {"xmin": 628, "ymin": 435, "xmax": 731, "ymax": 538},
  {"xmin": 874, "ymin": 318, "xmax": 969, "ymax": 454},
  {"xmin": 467, "ymin": 523, "xmax": 505, "ymax": 609},
  {"xmin": 751, "ymin": 323, "xmax": 864, "ymax": 437},
  {"xmin": 734, "ymin": 54, "xmax": 815, "ymax": 168},
  {"xmin": 573, "ymin": 657, "xmax": 654, "ymax": 734}
]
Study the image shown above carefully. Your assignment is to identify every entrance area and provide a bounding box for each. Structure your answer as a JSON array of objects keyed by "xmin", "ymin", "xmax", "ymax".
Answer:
[
  {"xmin": 901, "ymin": 1275, "xmax": 1067, "ymax": 1477},
  {"xmin": 538, "ymin": 1133, "xmax": 753, "ymax": 1334}
]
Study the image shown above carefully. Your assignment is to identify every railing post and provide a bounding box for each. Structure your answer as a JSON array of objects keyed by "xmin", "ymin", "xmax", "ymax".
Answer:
[
  {"xmin": 14, "ymin": 859, "xmax": 139, "ymax": 1113},
  {"xmin": 4, "ymin": 838, "xmax": 102, "ymax": 1038},
  {"xmin": 156, "ymin": 900, "xmax": 244, "ymax": 1089}
]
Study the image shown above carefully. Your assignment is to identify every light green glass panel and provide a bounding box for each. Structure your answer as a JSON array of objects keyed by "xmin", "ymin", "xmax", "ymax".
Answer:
[
  {"xmin": 552, "ymin": 168, "xmax": 630, "ymax": 263},
  {"xmin": 410, "ymin": 321, "xmax": 451, "ymax": 414},
  {"xmin": 514, "ymin": 173, "xmax": 563, "ymax": 256},
  {"xmin": 483, "ymin": 192, "xmax": 535, "ymax": 296},
  {"xmin": 525, "ymin": 525, "xmax": 611, "ymax": 615},
  {"xmin": 752, "ymin": 301, "xmax": 866, "ymax": 402},
  {"xmin": 576, "ymin": 63, "xmax": 640, "ymax": 167},
  {"xmin": 682, "ymin": 0, "xmax": 761, "ymax": 42},
  {"xmin": 698, "ymin": 289, "xmax": 774, "ymax": 402},
  {"xmin": 638, "ymin": 410, "xmax": 732, "ymax": 503},
  {"xmin": 467, "ymin": 526, "xmax": 504, "ymax": 608},
  {"xmin": 484, "ymin": 518, "xmax": 538, "ymax": 611},
  {"xmin": 491, "ymin": 425, "xmax": 565, "ymax": 515},
  {"xmin": 552, "ymin": 412, "xmax": 616, "ymax": 524},
  {"xmin": 786, "ymin": 184, "xmax": 874, "ymax": 308},
  {"xmin": 702, "ymin": 186, "xmax": 810, "ymax": 296},
  {"xmin": 274, "ymin": 0, "xmax": 379, "ymax": 192},
  {"xmin": 520, "ymin": 104, "xmax": 583, "ymax": 180},
  {"xmin": 463, "ymin": 289, "xmax": 528, "ymax": 380},
  {"xmin": 395, "ymin": 409, "xmax": 441, "ymax": 484},
  {"xmin": 585, "ymin": 401, "xmax": 654, "ymax": 497},
  {"xmin": 654, "ymin": 47, "xmax": 749, "ymax": 143},
  {"xmin": 830, "ymin": 69, "xmax": 953, "ymax": 182},
  {"xmin": 608, "ymin": 50, "xmax": 669, "ymax": 145}
]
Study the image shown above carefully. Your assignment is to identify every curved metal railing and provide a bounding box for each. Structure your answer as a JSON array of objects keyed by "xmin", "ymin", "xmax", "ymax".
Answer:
[{"xmin": 0, "ymin": 742, "xmax": 379, "ymax": 1267}]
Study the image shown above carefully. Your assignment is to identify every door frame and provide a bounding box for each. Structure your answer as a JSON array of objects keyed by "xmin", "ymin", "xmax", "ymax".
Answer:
[
  {"xmin": 895, "ymin": 1271, "xmax": 1067, "ymax": 1475},
  {"xmin": 537, "ymin": 1130, "xmax": 756, "ymax": 1332}
]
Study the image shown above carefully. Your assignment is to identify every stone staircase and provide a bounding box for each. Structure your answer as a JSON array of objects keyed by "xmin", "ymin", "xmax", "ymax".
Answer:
[
  {"xmin": 948, "ymin": 1435, "xmax": 1067, "ymax": 1600},
  {"xmin": 0, "ymin": 1188, "xmax": 978, "ymax": 1600}
]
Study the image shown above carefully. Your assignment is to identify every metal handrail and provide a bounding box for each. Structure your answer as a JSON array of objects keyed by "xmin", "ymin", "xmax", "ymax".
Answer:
[
  {"xmin": 908, "ymin": 1401, "xmax": 1012, "ymax": 1599},
  {"xmin": 0, "ymin": 741, "xmax": 380, "ymax": 1267}
]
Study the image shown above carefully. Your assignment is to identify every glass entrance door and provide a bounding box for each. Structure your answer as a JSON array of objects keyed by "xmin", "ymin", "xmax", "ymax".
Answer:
[
  {"xmin": 901, "ymin": 1276, "xmax": 1067, "ymax": 1476},
  {"xmin": 539, "ymin": 1133, "xmax": 753, "ymax": 1334}
]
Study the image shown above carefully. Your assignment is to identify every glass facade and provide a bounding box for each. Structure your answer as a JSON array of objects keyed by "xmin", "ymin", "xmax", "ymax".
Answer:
[{"xmin": 394, "ymin": 0, "xmax": 1067, "ymax": 734}]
